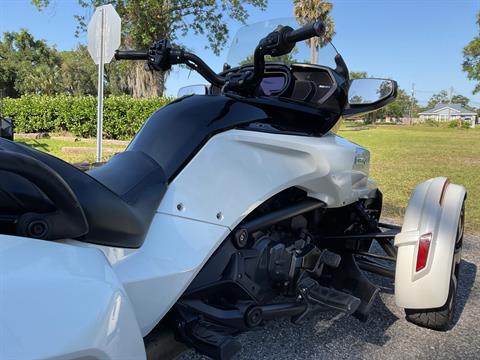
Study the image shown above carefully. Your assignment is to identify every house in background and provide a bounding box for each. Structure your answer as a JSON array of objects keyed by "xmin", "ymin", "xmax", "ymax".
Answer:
[{"xmin": 418, "ymin": 103, "xmax": 477, "ymax": 124}]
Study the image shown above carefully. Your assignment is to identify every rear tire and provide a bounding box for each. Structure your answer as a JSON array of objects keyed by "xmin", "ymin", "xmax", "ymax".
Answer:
[
  {"xmin": 405, "ymin": 279, "xmax": 456, "ymax": 331},
  {"xmin": 404, "ymin": 201, "xmax": 464, "ymax": 331}
]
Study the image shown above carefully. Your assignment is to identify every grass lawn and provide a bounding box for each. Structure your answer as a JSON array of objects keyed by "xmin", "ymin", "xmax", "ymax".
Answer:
[
  {"xmin": 14, "ymin": 124, "xmax": 480, "ymax": 233},
  {"xmin": 338, "ymin": 124, "xmax": 480, "ymax": 233},
  {"xmin": 15, "ymin": 136, "xmax": 127, "ymax": 164}
]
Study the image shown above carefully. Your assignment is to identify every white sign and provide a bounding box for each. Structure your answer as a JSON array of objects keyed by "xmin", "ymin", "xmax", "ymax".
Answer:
[
  {"xmin": 87, "ymin": 4, "xmax": 121, "ymax": 65},
  {"xmin": 87, "ymin": 4, "xmax": 121, "ymax": 162}
]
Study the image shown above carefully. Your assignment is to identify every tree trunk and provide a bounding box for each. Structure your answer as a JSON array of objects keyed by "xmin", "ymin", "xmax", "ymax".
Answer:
[
  {"xmin": 128, "ymin": 62, "xmax": 165, "ymax": 98},
  {"xmin": 309, "ymin": 38, "xmax": 315, "ymax": 63}
]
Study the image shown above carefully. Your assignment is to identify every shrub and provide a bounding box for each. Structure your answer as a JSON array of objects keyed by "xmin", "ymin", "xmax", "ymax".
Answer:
[
  {"xmin": 0, "ymin": 95, "xmax": 172, "ymax": 139},
  {"xmin": 448, "ymin": 120, "xmax": 458, "ymax": 128},
  {"xmin": 448, "ymin": 120, "xmax": 471, "ymax": 129},
  {"xmin": 424, "ymin": 119, "xmax": 440, "ymax": 127},
  {"xmin": 461, "ymin": 121, "xmax": 472, "ymax": 129}
]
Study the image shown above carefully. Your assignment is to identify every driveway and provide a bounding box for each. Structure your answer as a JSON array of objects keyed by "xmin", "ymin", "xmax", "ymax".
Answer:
[{"xmin": 180, "ymin": 234, "xmax": 480, "ymax": 359}]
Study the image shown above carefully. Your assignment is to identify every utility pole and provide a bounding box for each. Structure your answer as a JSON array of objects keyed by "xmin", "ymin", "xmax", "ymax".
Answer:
[
  {"xmin": 448, "ymin": 86, "xmax": 453, "ymax": 122},
  {"xmin": 409, "ymin": 83, "xmax": 415, "ymax": 124}
]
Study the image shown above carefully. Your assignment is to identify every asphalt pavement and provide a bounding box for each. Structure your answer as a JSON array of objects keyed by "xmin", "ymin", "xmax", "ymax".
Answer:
[{"xmin": 179, "ymin": 233, "xmax": 480, "ymax": 360}]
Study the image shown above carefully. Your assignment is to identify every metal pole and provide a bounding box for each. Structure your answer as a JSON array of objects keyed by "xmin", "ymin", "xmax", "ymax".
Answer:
[
  {"xmin": 448, "ymin": 86, "xmax": 452, "ymax": 124},
  {"xmin": 96, "ymin": 8, "xmax": 105, "ymax": 162},
  {"xmin": 409, "ymin": 83, "xmax": 415, "ymax": 124}
]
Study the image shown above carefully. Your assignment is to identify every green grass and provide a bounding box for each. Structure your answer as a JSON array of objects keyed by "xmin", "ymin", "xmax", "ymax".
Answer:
[
  {"xmin": 339, "ymin": 124, "xmax": 480, "ymax": 233},
  {"xmin": 14, "ymin": 124, "xmax": 480, "ymax": 233},
  {"xmin": 15, "ymin": 136, "xmax": 127, "ymax": 164}
]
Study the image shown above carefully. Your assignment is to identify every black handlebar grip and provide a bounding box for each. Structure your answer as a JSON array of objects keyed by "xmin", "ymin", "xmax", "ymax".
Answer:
[
  {"xmin": 114, "ymin": 50, "xmax": 149, "ymax": 60},
  {"xmin": 284, "ymin": 20, "xmax": 326, "ymax": 44}
]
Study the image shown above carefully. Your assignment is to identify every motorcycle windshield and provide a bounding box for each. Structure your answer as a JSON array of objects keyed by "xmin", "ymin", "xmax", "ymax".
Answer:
[{"xmin": 226, "ymin": 18, "xmax": 340, "ymax": 69}]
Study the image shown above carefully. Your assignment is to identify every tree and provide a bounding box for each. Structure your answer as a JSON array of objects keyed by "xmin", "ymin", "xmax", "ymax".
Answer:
[
  {"xmin": 349, "ymin": 71, "xmax": 368, "ymax": 80},
  {"xmin": 293, "ymin": 0, "xmax": 335, "ymax": 64},
  {"xmin": 451, "ymin": 94, "xmax": 470, "ymax": 107},
  {"xmin": 0, "ymin": 29, "xmax": 62, "ymax": 96},
  {"xmin": 60, "ymin": 45, "xmax": 97, "ymax": 96},
  {"xmin": 383, "ymin": 88, "xmax": 413, "ymax": 119},
  {"xmin": 32, "ymin": 0, "xmax": 268, "ymax": 97},
  {"xmin": 462, "ymin": 11, "xmax": 480, "ymax": 94},
  {"xmin": 427, "ymin": 90, "xmax": 449, "ymax": 109},
  {"xmin": 240, "ymin": 50, "xmax": 299, "ymax": 66}
]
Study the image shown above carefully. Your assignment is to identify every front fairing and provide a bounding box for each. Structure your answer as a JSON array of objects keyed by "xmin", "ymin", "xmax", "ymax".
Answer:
[
  {"xmin": 127, "ymin": 95, "xmax": 268, "ymax": 181},
  {"xmin": 128, "ymin": 94, "xmax": 343, "ymax": 182}
]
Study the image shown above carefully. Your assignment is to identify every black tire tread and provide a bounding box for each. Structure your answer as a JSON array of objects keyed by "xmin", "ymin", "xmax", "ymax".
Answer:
[{"xmin": 405, "ymin": 280, "xmax": 455, "ymax": 331}]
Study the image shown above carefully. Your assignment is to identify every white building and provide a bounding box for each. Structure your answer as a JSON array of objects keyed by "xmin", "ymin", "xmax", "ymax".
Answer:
[{"xmin": 418, "ymin": 103, "xmax": 477, "ymax": 124}]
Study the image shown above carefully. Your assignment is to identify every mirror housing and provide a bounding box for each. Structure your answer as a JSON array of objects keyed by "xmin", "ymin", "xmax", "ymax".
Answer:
[
  {"xmin": 343, "ymin": 78, "xmax": 397, "ymax": 117},
  {"xmin": 177, "ymin": 84, "xmax": 210, "ymax": 98}
]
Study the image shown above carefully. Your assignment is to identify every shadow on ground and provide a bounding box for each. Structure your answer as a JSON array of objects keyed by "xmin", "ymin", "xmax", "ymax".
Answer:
[{"xmin": 16, "ymin": 139, "xmax": 50, "ymax": 152}]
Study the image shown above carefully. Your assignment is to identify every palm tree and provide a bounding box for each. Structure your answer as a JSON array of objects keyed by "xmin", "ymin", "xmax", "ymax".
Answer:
[{"xmin": 293, "ymin": 0, "xmax": 335, "ymax": 64}]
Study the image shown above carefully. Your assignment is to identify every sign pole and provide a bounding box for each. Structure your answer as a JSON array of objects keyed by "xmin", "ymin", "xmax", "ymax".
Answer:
[
  {"xmin": 88, "ymin": 4, "xmax": 121, "ymax": 162},
  {"xmin": 96, "ymin": 7, "xmax": 105, "ymax": 163}
]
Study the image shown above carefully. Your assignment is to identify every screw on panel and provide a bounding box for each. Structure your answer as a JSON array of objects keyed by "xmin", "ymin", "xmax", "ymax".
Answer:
[
  {"xmin": 216, "ymin": 212, "xmax": 224, "ymax": 220},
  {"xmin": 177, "ymin": 203, "xmax": 185, "ymax": 212},
  {"xmin": 233, "ymin": 228, "xmax": 249, "ymax": 248}
]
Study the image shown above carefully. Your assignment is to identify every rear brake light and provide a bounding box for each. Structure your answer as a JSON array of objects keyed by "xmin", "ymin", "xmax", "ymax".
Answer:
[{"xmin": 416, "ymin": 233, "xmax": 432, "ymax": 272}]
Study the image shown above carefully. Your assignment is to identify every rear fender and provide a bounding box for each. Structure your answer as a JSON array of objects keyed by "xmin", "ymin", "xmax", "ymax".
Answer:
[
  {"xmin": 394, "ymin": 177, "xmax": 466, "ymax": 309},
  {"xmin": 0, "ymin": 235, "xmax": 146, "ymax": 360}
]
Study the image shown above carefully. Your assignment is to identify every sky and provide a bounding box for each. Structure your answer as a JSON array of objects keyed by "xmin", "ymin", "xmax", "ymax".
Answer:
[{"xmin": 1, "ymin": 0, "xmax": 479, "ymax": 106}]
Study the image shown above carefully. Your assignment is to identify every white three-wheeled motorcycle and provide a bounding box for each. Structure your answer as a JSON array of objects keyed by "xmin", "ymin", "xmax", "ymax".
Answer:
[{"xmin": 0, "ymin": 18, "xmax": 466, "ymax": 360}]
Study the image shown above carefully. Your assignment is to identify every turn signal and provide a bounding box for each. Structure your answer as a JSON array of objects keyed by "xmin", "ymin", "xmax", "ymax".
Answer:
[{"xmin": 416, "ymin": 233, "xmax": 432, "ymax": 272}]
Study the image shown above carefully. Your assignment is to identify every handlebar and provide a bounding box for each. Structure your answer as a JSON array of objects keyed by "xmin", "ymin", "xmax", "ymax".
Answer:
[
  {"xmin": 115, "ymin": 47, "xmax": 226, "ymax": 87},
  {"xmin": 181, "ymin": 51, "xmax": 226, "ymax": 87},
  {"xmin": 114, "ymin": 50, "xmax": 148, "ymax": 61},
  {"xmin": 114, "ymin": 20, "xmax": 325, "ymax": 94},
  {"xmin": 284, "ymin": 20, "xmax": 325, "ymax": 44}
]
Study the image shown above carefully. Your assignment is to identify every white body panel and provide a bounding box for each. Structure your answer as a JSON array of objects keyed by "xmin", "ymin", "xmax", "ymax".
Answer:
[
  {"xmin": 110, "ymin": 214, "xmax": 230, "ymax": 335},
  {"xmin": 0, "ymin": 235, "xmax": 146, "ymax": 360},
  {"xmin": 394, "ymin": 177, "xmax": 466, "ymax": 309},
  {"xmin": 158, "ymin": 129, "xmax": 374, "ymax": 228}
]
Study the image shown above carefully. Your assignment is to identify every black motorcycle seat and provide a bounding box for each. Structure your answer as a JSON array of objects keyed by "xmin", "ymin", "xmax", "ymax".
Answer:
[{"xmin": 0, "ymin": 138, "xmax": 167, "ymax": 248}]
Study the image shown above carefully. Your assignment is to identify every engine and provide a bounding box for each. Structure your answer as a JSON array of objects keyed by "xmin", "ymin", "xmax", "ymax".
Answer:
[{"xmin": 172, "ymin": 188, "xmax": 383, "ymax": 360}]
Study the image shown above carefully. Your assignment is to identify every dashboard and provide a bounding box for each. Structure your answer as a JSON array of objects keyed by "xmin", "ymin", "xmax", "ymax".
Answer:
[{"xmin": 215, "ymin": 63, "xmax": 338, "ymax": 107}]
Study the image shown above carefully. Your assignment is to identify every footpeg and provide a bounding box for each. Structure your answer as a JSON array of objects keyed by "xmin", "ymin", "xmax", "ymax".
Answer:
[
  {"xmin": 308, "ymin": 249, "xmax": 342, "ymax": 277},
  {"xmin": 180, "ymin": 320, "xmax": 241, "ymax": 360},
  {"xmin": 292, "ymin": 277, "xmax": 361, "ymax": 324},
  {"xmin": 318, "ymin": 249, "xmax": 341, "ymax": 268}
]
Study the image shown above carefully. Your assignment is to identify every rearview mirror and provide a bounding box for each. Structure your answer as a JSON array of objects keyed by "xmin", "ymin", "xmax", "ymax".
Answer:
[
  {"xmin": 348, "ymin": 78, "xmax": 395, "ymax": 106},
  {"xmin": 177, "ymin": 84, "xmax": 209, "ymax": 98},
  {"xmin": 343, "ymin": 78, "xmax": 397, "ymax": 117}
]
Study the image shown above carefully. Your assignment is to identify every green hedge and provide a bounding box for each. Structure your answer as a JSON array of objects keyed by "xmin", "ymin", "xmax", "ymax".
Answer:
[{"xmin": 1, "ymin": 95, "xmax": 172, "ymax": 139}]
